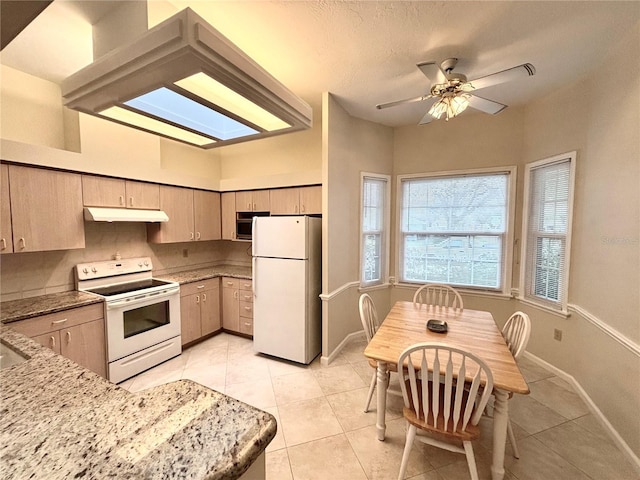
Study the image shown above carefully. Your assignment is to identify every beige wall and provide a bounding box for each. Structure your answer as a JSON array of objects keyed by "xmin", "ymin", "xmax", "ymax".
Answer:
[
  {"xmin": 322, "ymin": 93, "xmax": 393, "ymax": 356},
  {"xmin": 519, "ymin": 24, "xmax": 640, "ymax": 455},
  {"xmin": 218, "ymin": 96, "xmax": 322, "ymax": 191},
  {"xmin": 0, "ymin": 65, "xmax": 222, "ymax": 190}
]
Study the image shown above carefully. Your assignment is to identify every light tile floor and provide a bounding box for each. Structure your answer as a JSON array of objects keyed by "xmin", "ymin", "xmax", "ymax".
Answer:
[{"xmin": 119, "ymin": 333, "xmax": 638, "ymax": 480}]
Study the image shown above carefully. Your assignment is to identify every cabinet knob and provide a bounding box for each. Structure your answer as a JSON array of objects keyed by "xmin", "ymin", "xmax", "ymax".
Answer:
[
  {"xmin": 119, "ymin": 195, "xmax": 124, "ymax": 206},
  {"xmin": 66, "ymin": 331, "xmax": 71, "ymax": 343},
  {"xmin": 50, "ymin": 336, "xmax": 56, "ymax": 348},
  {"xmin": 129, "ymin": 196, "xmax": 134, "ymax": 207},
  {"xmin": 190, "ymin": 232, "xmax": 194, "ymax": 240},
  {"xmin": 19, "ymin": 237, "xmax": 26, "ymax": 250},
  {"xmin": 196, "ymin": 295, "xmax": 200, "ymax": 304},
  {"xmin": 196, "ymin": 231, "xmax": 201, "ymax": 240},
  {"xmin": 234, "ymin": 291, "xmax": 238, "ymax": 299},
  {"xmin": 51, "ymin": 318, "xmax": 68, "ymax": 325},
  {"xmin": 202, "ymin": 293, "xmax": 207, "ymax": 302},
  {"xmin": 0, "ymin": 238, "xmax": 6, "ymax": 250}
]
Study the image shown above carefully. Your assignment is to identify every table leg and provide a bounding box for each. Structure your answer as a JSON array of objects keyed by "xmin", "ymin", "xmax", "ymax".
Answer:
[
  {"xmin": 491, "ymin": 389, "xmax": 509, "ymax": 480},
  {"xmin": 375, "ymin": 360, "xmax": 389, "ymax": 441}
]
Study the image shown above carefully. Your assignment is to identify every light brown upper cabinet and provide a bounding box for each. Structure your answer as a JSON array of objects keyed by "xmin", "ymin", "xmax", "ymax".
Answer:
[
  {"xmin": 148, "ymin": 186, "xmax": 220, "ymax": 243},
  {"xmin": 8, "ymin": 165, "xmax": 85, "ymax": 253},
  {"xmin": 1, "ymin": 165, "xmax": 13, "ymax": 254},
  {"xmin": 235, "ymin": 189, "xmax": 270, "ymax": 212},
  {"xmin": 82, "ymin": 175, "xmax": 160, "ymax": 210},
  {"xmin": 221, "ymin": 192, "xmax": 236, "ymax": 240},
  {"xmin": 270, "ymin": 186, "xmax": 322, "ymax": 215}
]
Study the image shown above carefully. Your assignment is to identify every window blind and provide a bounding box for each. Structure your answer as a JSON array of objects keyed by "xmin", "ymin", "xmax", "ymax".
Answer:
[{"xmin": 524, "ymin": 158, "xmax": 571, "ymax": 306}]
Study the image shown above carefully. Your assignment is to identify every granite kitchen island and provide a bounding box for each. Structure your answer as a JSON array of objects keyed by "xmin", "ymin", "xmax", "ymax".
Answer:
[{"xmin": 0, "ymin": 327, "xmax": 275, "ymax": 479}]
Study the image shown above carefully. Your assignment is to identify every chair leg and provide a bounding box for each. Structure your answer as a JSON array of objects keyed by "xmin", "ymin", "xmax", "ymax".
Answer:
[
  {"xmin": 364, "ymin": 371, "xmax": 376, "ymax": 412},
  {"xmin": 507, "ymin": 419, "xmax": 520, "ymax": 459},
  {"xmin": 463, "ymin": 441, "xmax": 479, "ymax": 480},
  {"xmin": 398, "ymin": 423, "xmax": 416, "ymax": 480}
]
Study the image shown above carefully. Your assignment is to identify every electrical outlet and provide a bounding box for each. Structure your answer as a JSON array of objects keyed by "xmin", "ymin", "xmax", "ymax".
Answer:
[
  {"xmin": 553, "ymin": 328, "xmax": 563, "ymax": 341},
  {"xmin": 182, "ymin": 249, "xmax": 189, "ymax": 258}
]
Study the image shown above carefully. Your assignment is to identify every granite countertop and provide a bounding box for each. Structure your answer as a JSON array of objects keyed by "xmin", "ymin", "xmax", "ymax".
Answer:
[
  {"xmin": 0, "ymin": 265, "xmax": 251, "ymax": 325},
  {"xmin": 158, "ymin": 264, "xmax": 252, "ymax": 284},
  {"xmin": 0, "ymin": 291, "xmax": 103, "ymax": 324},
  {"xmin": 0, "ymin": 328, "xmax": 276, "ymax": 479}
]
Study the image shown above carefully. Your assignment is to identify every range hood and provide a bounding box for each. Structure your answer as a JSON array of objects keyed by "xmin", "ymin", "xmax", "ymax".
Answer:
[
  {"xmin": 84, "ymin": 207, "xmax": 169, "ymax": 223},
  {"xmin": 61, "ymin": 7, "xmax": 312, "ymax": 149}
]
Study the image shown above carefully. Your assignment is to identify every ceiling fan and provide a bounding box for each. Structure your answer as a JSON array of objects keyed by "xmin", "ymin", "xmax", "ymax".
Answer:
[{"xmin": 376, "ymin": 58, "xmax": 535, "ymax": 124}]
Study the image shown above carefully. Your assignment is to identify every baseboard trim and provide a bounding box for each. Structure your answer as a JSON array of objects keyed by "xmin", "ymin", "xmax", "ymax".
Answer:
[
  {"xmin": 523, "ymin": 351, "xmax": 640, "ymax": 474},
  {"xmin": 320, "ymin": 330, "xmax": 365, "ymax": 366}
]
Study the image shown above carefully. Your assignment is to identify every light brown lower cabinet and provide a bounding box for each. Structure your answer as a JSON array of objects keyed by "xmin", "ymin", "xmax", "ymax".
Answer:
[
  {"xmin": 180, "ymin": 278, "xmax": 220, "ymax": 345},
  {"xmin": 222, "ymin": 277, "xmax": 253, "ymax": 336},
  {"xmin": 11, "ymin": 303, "xmax": 106, "ymax": 378}
]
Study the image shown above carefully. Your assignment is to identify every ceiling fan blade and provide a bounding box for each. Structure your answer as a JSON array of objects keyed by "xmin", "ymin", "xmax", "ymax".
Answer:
[
  {"xmin": 417, "ymin": 61, "xmax": 447, "ymax": 85},
  {"xmin": 468, "ymin": 63, "xmax": 536, "ymax": 91},
  {"xmin": 376, "ymin": 94, "xmax": 432, "ymax": 110},
  {"xmin": 418, "ymin": 111, "xmax": 434, "ymax": 125},
  {"xmin": 467, "ymin": 94, "xmax": 508, "ymax": 115}
]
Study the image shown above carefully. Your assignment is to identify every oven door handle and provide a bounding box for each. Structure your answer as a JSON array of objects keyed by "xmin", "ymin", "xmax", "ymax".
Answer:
[{"xmin": 106, "ymin": 287, "xmax": 179, "ymax": 310}]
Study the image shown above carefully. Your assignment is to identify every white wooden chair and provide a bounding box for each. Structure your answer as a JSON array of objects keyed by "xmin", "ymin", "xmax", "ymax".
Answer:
[
  {"xmin": 359, "ymin": 293, "xmax": 398, "ymax": 412},
  {"xmin": 397, "ymin": 343, "xmax": 494, "ymax": 480},
  {"xmin": 500, "ymin": 311, "xmax": 531, "ymax": 459},
  {"xmin": 412, "ymin": 283, "xmax": 464, "ymax": 310}
]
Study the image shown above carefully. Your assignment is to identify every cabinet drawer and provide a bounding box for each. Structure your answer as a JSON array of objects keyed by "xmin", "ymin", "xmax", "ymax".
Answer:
[
  {"xmin": 11, "ymin": 303, "xmax": 104, "ymax": 338},
  {"xmin": 239, "ymin": 317, "xmax": 253, "ymax": 336},
  {"xmin": 239, "ymin": 301, "xmax": 253, "ymax": 318},
  {"xmin": 222, "ymin": 277, "xmax": 239, "ymax": 289},
  {"xmin": 180, "ymin": 278, "xmax": 219, "ymax": 297},
  {"xmin": 238, "ymin": 279, "xmax": 253, "ymax": 290},
  {"xmin": 239, "ymin": 290, "xmax": 253, "ymax": 303}
]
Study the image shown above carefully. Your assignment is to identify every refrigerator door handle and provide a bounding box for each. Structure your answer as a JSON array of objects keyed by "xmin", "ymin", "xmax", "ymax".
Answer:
[
  {"xmin": 252, "ymin": 255, "xmax": 257, "ymax": 298},
  {"xmin": 252, "ymin": 216, "xmax": 258, "ymax": 257}
]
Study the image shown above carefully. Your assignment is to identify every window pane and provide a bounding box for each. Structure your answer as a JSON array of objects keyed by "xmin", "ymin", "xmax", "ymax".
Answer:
[
  {"xmin": 362, "ymin": 233, "xmax": 381, "ymax": 282},
  {"xmin": 403, "ymin": 234, "xmax": 502, "ymax": 288},
  {"xmin": 361, "ymin": 176, "xmax": 388, "ymax": 285},
  {"xmin": 400, "ymin": 172, "xmax": 508, "ymax": 289}
]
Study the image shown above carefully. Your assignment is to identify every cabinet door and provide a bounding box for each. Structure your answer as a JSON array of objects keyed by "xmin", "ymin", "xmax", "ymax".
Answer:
[
  {"xmin": 32, "ymin": 331, "xmax": 62, "ymax": 354},
  {"xmin": 222, "ymin": 286, "xmax": 239, "ymax": 332},
  {"xmin": 194, "ymin": 190, "xmax": 221, "ymax": 241},
  {"xmin": 269, "ymin": 188, "xmax": 299, "ymax": 215},
  {"xmin": 235, "ymin": 191, "xmax": 253, "ymax": 212},
  {"xmin": 252, "ymin": 190, "xmax": 270, "ymax": 212},
  {"xmin": 201, "ymin": 284, "xmax": 221, "ymax": 335},
  {"xmin": 148, "ymin": 185, "xmax": 194, "ymax": 243},
  {"xmin": 82, "ymin": 175, "xmax": 126, "ymax": 207},
  {"xmin": 300, "ymin": 186, "xmax": 322, "ymax": 215},
  {"xmin": 1, "ymin": 165, "xmax": 13, "ymax": 253},
  {"xmin": 180, "ymin": 293, "xmax": 202, "ymax": 345},
  {"xmin": 9, "ymin": 166, "xmax": 85, "ymax": 252},
  {"xmin": 221, "ymin": 192, "xmax": 236, "ymax": 240},
  {"xmin": 61, "ymin": 319, "xmax": 106, "ymax": 378},
  {"xmin": 125, "ymin": 181, "xmax": 160, "ymax": 210}
]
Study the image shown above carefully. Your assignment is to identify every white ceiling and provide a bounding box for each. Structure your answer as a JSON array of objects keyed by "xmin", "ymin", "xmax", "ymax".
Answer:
[{"xmin": 2, "ymin": 0, "xmax": 639, "ymax": 128}]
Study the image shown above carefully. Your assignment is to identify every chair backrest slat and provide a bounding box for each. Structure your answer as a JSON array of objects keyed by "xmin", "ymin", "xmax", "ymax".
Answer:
[
  {"xmin": 398, "ymin": 343, "xmax": 494, "ymax": 434},
  {"xmin": 502, "ymin": 311, "xmax": 531, "ymax": 359},
  {"xmin": 359, "ymin": 293, "xmax": 379, "ymax": 343},
  {"xmin": 413, "ymin": 283, "xmax": 464, "ymax": 311}
]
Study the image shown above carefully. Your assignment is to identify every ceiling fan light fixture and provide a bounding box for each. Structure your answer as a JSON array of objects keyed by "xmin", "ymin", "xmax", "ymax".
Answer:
[{"xmin": 428, "ymin": 93, "xmax": 471, "ymax": 121}]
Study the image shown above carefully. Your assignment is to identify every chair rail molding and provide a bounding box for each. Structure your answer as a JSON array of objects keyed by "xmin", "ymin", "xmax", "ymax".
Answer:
[
  {"xmin": 568, "ymin": 303, "xmax": 640, "ymax": 357},
  {"xmin": 319, "ymin": 280, "xmax": 360, "ymax": 301}
]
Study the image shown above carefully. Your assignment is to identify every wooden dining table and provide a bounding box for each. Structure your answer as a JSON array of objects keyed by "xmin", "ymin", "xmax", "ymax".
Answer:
[{"xmin": 364, "ymin": 301, "xmax": 529, "ymax": 480}]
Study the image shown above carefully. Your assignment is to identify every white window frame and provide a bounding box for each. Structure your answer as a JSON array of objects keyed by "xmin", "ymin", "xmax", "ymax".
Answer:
[
  {"xmin": 396, "ymin": 166, "xmax": 517, "ymax": 295},
  {"xmin": 360, "ymin": 172, "xmax": 391, "ymax": 288},
  {"xmin": 519, "ymin": 151, "xmax": 576, "ymax": 314}
]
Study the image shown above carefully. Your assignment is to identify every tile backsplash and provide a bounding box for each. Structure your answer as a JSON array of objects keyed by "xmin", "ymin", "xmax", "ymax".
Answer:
[{"xmin": 0, "ymin": 222, "xmax": 252, "ymax": 302}]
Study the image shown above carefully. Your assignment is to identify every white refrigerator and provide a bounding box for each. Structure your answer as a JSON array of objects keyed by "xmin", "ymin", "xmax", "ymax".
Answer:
[{"xmin": 252, "ymin": 216, "xmax": 322, "ymax": 364}]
